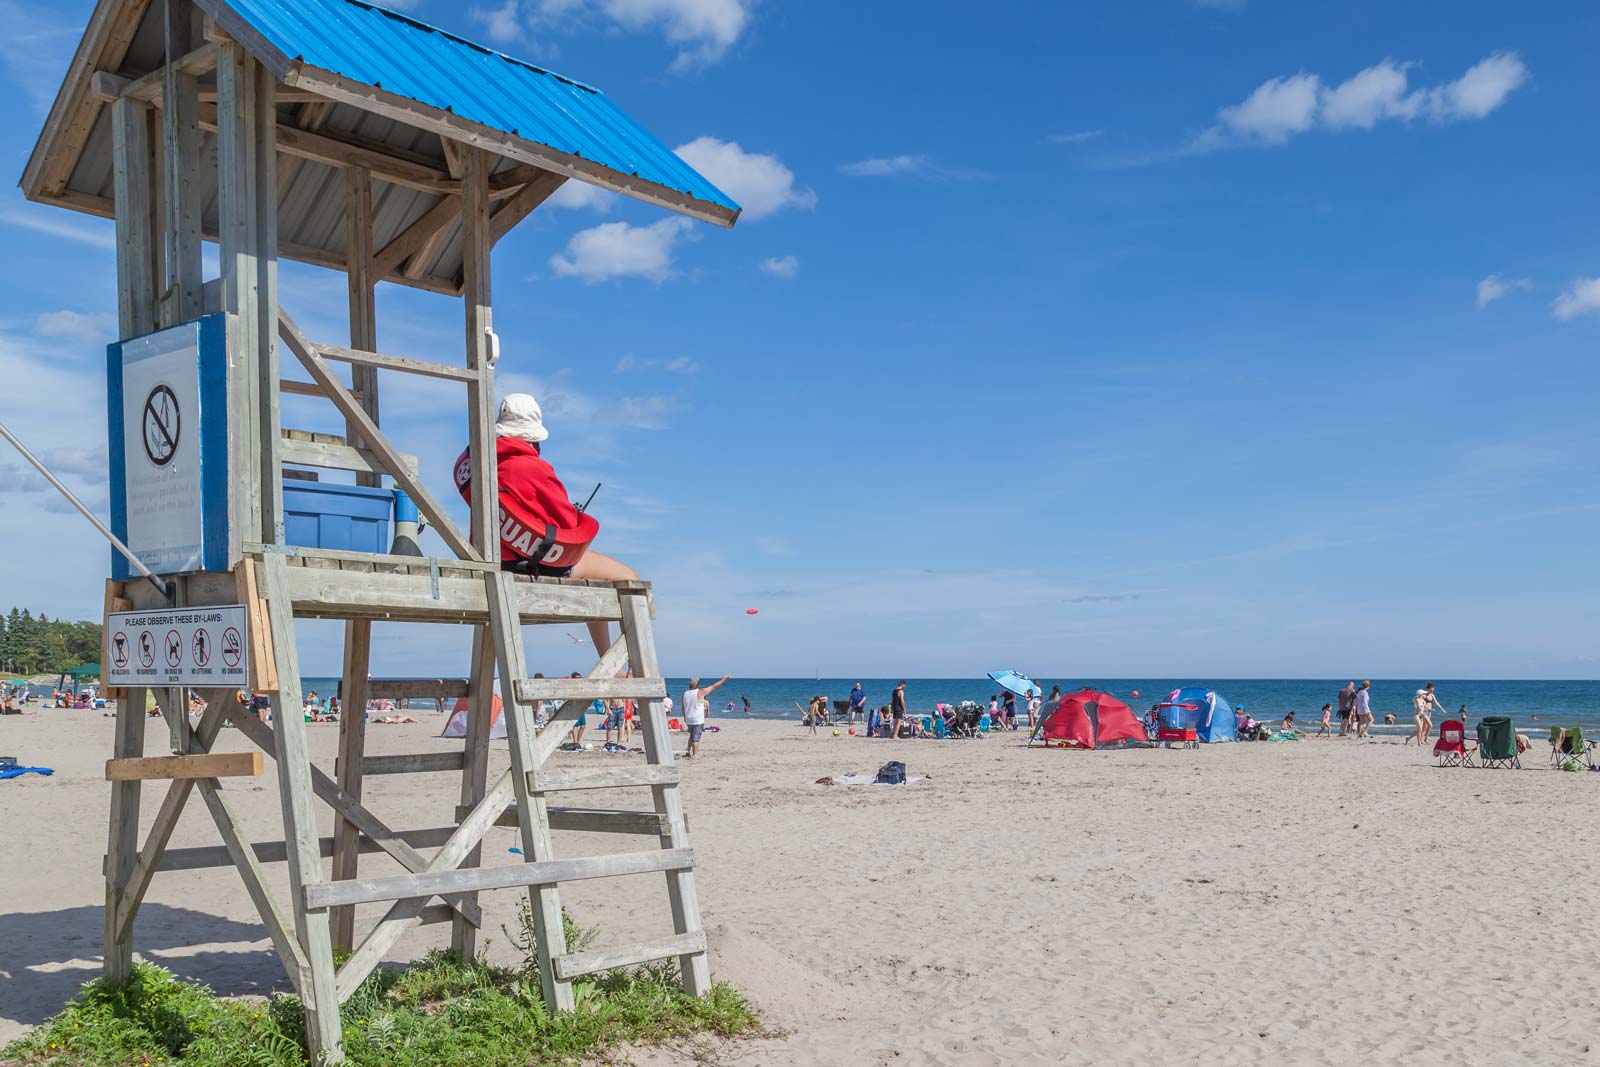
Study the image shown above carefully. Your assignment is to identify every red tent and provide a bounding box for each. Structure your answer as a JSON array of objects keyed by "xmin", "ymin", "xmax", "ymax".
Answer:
[{"xmin": 1033, "ymin": 690, "xmax": 1147, "ymax": 749}]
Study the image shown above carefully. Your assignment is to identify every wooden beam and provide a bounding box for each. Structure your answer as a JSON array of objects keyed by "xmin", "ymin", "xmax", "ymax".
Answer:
[
  {"xmin": 452, "ymin": 626, "xmax": 496, "ymax": 961},
  {"xmin": 466, "ymin": 804, "xmax": 674, "ymax": 837},
  {"xmin": 462, "ymin": 147, "xmax": 499, "ymax": 561},
  {"xmin": 276, "ymin": 563, "xmax": 625, "ymax": 624},
  {"xmin": 304, "ymin": 849, "xmax": 696, "ymax": 911},
  {"xmin": 286, "ymin": 64, "xmax": 740, "ymax": 227},
  {"xmin": 489, "ymin": 171, "xmax": 567, "ymax": 246},
  {"xmin": 514, "ymin": 677, "xmax": 665, "ymax": 704},
  {"xmin": 157, "ymin": 825, "xmax": 462, "ymax": 873},
  {"xmin": 312, "ymin": 343, "xmax": 477, "ymax": 383},
  {"xmin": 372, "ymin": 194, "xmax": 460, "ymax": 280},
  {"xmin": 106, "ymin": 751, "xmax": 264, "ymax": 782},
  {"xmin": 278, "ymin": 309, "xmax": 481, "ymax": 561},
  {"xmin": 343, "ymin": 164, "xmax": 380, "ymax": 496},
  {"xmin": 528, "ymin": 765, "xmax": 681, "ymax": 793},
  {"xmin": 198, "ymin": 103, "xmax": 456, "ymax": 193},
  {"xmin": 554, "ymin": 932, "xmax": 707, "ymax": 981},
  {"xmin": 357, "ymin": 678, "xmax": 470, "ymax": 701},
  {"xmin": 361, "ymin": 751, "xmax": 465, "ymax": 775},
  {"xmin": 103, "ymin": 684, "xmax": 145, "ymax": 985},
  {"xmin": 279, "ymin": 430, "xmax": 419, "ymax": 480},
  {"xmin": 111, "ymin": 96, "xmax": 155, "ymax": 339},
  {"xmin": 91, "ymin": 43, "xmax": 220, "ymax": 106},
  {"xmin": 235, "ymin": 559, "xmax": 278, "ymax": 693},
  {"xmin": 159, "ymin": 4, "xmax": 204, "ymax": 327},
  {"xmin": 331, "ymin": 614, "xmax": 372, "ymax": 954}
]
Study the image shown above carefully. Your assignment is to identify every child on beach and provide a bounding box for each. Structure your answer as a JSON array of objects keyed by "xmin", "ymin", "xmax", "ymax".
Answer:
[{"xmin": 1317, "ymin": 704, "xmax": 1332, "ymax": 736}]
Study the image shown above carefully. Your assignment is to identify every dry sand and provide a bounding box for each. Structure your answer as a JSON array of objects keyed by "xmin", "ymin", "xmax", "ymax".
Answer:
[{"xmin": 2, "ymin": 707, "xmax": 1597, "ymax": 1066}]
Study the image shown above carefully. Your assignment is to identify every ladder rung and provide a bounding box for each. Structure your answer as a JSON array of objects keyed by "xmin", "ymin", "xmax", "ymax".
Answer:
[
  {"xmin": 362, "ymin": 752, "xmax": 465, "ymax": 775},
  {"xmin": 514, "ymin": 677, "xmax": 666, "ymax": 703},
  {"xmin": 460, "ymin": 804, "xmax": 674, "ymax": 836},
  {"xmin": 553, "ymin": 931, "xmax": 707, "ymax": 980},
  {"xmin": 528, "ymin": 765, "xmax": 679, "ymax": 793}
]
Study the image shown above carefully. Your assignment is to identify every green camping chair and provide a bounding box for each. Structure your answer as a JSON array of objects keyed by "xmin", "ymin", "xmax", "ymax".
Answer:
[
  {"xmin": 1476, "ymin": 717, "xmax": 1520, "ymax": 769},
  {"xmin": 1548, "ymin": 726, "xmax": 1596, "ymax": 771}
]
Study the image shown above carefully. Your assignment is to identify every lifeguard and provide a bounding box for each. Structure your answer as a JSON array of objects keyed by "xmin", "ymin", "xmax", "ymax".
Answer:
[{"xmin": 455, "ymin": 393, "xmax": 639, "ymax": 654}]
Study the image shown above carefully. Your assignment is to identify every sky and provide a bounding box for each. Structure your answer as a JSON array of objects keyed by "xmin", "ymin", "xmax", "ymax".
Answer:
[{"xmin": 1, "ymin": 0, "xmax": 1598, "ymax": 680}]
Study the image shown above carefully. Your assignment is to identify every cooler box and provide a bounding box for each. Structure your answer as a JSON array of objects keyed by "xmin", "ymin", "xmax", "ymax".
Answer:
[{"xmin": 283, "ymin": 481, "xmax": 394, "ymax": 553}]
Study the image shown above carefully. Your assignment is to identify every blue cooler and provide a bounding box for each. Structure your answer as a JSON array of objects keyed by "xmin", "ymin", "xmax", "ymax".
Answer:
[{"xmin": 283, "ymin": 481, "xmax": 395, "ymax": 553}]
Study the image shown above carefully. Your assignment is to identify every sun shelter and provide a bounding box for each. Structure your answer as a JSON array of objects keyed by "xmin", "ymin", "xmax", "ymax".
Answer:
[
  {"xmin": 441, "ymin": 691, "xmax": 505, "ymax": 739},
  {"xmin": 23, "ymin": 1, "xmax": 738, "ymax": 1060},
  {"xmin": 1163, "ymin": 687, "xmax": 1235, "ymax": 744},
  {"xmin": 1032, "ymin": 690, "xmax": 1147, "ymax": 749}
]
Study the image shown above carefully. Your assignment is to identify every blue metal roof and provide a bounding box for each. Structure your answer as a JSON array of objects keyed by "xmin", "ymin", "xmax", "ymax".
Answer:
[{"xmin": 220, "ymin": 0, "xmax": 739, "ymax": 217}]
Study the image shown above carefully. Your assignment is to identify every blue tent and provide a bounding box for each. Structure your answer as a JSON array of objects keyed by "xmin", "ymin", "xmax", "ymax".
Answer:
[{"xmin": 1162, "ymin": 687, "xmax": 1235, "ymax": 744}]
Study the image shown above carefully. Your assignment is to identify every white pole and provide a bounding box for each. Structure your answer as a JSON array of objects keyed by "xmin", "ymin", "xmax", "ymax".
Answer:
[{"xmin": 0, "ymin": 419, "xmax": 168, "ymax": 598}]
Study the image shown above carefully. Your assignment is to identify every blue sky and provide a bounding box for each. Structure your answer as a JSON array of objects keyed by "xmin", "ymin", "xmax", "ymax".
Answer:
[{"xmin": 1, "ymin": 0, "xmax": 1598, "ymax": 679}]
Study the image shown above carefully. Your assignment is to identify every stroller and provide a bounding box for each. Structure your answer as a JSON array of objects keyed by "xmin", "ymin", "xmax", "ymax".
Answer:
[{"xmin": 948, "ymin": 701, "xmax": 984, "ymax": 738}]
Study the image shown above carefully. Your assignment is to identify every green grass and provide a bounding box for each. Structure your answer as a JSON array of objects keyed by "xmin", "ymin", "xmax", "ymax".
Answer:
[{"xmin": 3, "ymin": 910, "xmax": 757, "ymax": 1067}]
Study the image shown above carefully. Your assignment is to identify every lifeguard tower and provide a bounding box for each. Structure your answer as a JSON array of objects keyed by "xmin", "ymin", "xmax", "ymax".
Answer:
[{"xmin": 22, "ymin": 0, "xmax": 739, "ymax": 1060}]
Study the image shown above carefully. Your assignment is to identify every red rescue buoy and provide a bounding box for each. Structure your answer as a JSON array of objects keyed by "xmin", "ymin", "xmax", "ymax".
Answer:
[{"xmin": 1131, "ymin": 690, "xmax": 1141, "ymax": 698}]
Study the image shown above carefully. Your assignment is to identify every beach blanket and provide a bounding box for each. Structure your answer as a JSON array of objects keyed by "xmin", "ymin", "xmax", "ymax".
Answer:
[
  {"xmin": 0, "ymin": 765, "xmax": 54, "ymax": 780},
  {"xmin": 815, "ymin": 772, "xmax": 925, "ymax": 786}
]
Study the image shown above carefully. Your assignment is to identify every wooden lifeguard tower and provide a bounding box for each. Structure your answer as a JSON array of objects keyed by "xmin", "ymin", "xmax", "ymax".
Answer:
[{"xmin": 22, "ymin": 0, "xmax": 740, "ymax": 1061}]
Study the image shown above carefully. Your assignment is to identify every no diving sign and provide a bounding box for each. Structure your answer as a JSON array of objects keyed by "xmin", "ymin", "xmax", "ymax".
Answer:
[{"xmin": 106, "ymin": 605, "xmax": 249, "ymax": 688}]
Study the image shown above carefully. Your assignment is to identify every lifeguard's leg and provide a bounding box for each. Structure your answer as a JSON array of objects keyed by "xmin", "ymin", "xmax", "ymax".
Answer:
[{"xmin": 571, "ymin": 550, "xmax": 638, "ymax": 655}]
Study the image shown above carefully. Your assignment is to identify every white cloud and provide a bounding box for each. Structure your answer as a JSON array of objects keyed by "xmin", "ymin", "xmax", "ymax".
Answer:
[
  {"xmin": 469, "ymin": 0, "xmax": 525, "ymax": 44},
  {"xmin": 838, "ymin": 154, "xmax": 928, "ymax": 177},
  {"xmin": 549, "ymin": 218, "xmax": 693, "ymax": 283},
  {"xmin": 1218, "ymin": 72, "xmax": 1322, "ymax": 143},
  {"xmin": 546, "ymin": 180, "xmax": 618, "ymax": 212},
  {"xmin": 34, "ymin": 310, "xmax": 115, "ymax": 343},
  {"xmin": 1476, "ymin": 274, "xmax": 1530, "ymax": 310},
  {"xmin": 1425, "ymin": 52, "xmax": 1529, "ymax": 121},
  {"xmin": 617, "ymin": 394, "xmax": 680, "ymax": 429},
  {"xmin": 1552, "ymin": 278, "xmax": 1600, "ymax": 321},
  {"xmin": 2, "ymin": 211, "xmax": 115, "ymax": 250},
  {"xmin": 673, "ymin": 137, "xmax": 814, "ymax": 221},
  {"xmin": 1321, "ymin": 59, "xmax": 1418, "ymax": 129},
  {"xmin": 1044, "ymin": 130, "xmax": 1103, "ymax": 145},
  {"xmin": 758, "ymin": 255, "xmax": 798, "ymax": 279},
  {"xmin": 613, "ymin": 353, "xmax": 701, "ymax": 373},
  {"xmin": 601, "ymin": 0, "xmax": 751, "ymax": 69},
  {"xmin": 663, "ymin": 355, "xmax": 701, "ymax": 373}
]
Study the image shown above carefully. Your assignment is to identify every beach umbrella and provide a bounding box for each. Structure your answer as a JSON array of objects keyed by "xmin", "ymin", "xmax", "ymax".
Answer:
[{"xmin": 987, "ymin": 669, "xmax": 1040, "ymax": 698}]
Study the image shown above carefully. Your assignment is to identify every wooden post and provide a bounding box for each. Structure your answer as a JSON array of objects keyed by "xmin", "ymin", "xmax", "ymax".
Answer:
[
  {"xmin": 103, "ymin": 686, "xmax": 146, "ymax": 985},
  {"xmin": 450, "ymin": 627, "xmax": 495, "ymax": 960},
  {"xmin": 254, "ymin": 63, "xmax": 282, "ymax": 544},
  {"xmin": 331, "ymin": 165, "xmax": 378, "ymax": 954},
  {"xmin": 259, "ymin": 554, "xmax": 343, "ymax": 1063},
  {"xmin": 618, "ymin": 591, "xmax": 711, "ymax": 995},
  {"xmin": 486, "ymin": 571, "xmax": 573, "ymax": 1011},
  {"xmin": 461, "ymin": 145, "xmax": 498, "ymax": 557},
  {"xmin": 217, "ymin": 43, "xmax": 262, "ymax": 543},
  {"xmin": 159, "ymin": 0, "xmax": 202, "ymax": 325},
  {"xmin": 111, "ymin": 98, "xmax": 155, "ymax": 338}
]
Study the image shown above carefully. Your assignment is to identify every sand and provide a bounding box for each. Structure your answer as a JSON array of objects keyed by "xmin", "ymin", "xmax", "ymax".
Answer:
[{"xmin": 2, "ymin": 707, "xmax": 1596, "ymax": 1066}]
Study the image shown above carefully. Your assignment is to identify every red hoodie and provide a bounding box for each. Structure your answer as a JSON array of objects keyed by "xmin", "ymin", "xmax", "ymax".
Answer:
[{"xmin": 453, "ymin": 437, "xmax": 599, "ymax": 564}]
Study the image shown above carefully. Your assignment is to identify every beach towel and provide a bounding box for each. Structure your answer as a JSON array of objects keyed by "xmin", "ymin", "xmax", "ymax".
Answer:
[
  {"xmin": 815, "ymin": 772, "xmax": 925, "ymax": 786},
  {"xmin": 0, "ymin": 765, "xmax": 54, "ymax": 780}
]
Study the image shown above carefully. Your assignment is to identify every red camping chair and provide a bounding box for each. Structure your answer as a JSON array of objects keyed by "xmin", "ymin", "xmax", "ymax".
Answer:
[{"xmin": 1434, "ymin": 719, "xmax": 1473, "ymax": 767}]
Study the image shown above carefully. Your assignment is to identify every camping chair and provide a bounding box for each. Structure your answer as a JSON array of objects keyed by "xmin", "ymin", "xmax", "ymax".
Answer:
[
  {"xmin": 1433, "ymin": 720, "xmax": 1473, "ymax": 768},
  {"xmin": 1475, "ymin": 717, "xmax": 1520, "ymax": 769},
  {"xmin": 1548, "ymin": 726, "xmax": 1596, "ymax": 771}
]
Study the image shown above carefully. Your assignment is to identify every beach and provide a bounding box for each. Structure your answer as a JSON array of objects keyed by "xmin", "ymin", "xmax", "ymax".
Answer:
[{"xmin": 2, "ymin": 707, "xmax": 1596, "ymax": 1065}]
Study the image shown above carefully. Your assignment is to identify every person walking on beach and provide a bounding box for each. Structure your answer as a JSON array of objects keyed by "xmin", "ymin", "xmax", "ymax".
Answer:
[
  {"xmin": 890, "ymin": 681, "xmax": 908, "ymax": 736},
  {"xmin": 1316, "ymin": 703, "xmax": 1332, "ymax": 736},
  {"xmin": 681, "ymin": 674, "xmax": 730, "ymax": 758},
  {"xmin": 1002, "ymin": 690, "xmax": 1017, "ymax": 730},
  {"xmin": 1353, "ymin": 681, "xmax": 1374, "ymax": 738},
  {"xmin": 1027, "ymin": 689, "xmax": 1042, "ymax": 732},
  {"xmin": 1411, "ymin": 682, "xmax": 1444, "ymax": 746},
  {"xmin": 1337, "ymin": 682, "xmax": 1356, "ymax": 736}
]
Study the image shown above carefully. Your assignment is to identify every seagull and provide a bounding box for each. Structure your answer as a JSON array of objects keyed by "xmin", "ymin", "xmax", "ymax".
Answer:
[{"xmin": 565, "ymin": 633, "xmax": 584, "ymax": 645}]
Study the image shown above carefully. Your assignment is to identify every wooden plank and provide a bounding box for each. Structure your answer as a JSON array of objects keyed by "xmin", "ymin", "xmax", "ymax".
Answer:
[
  {"xmin": 489, "ymin": 171, "xmax": 566, "ymax": 247},
  {"xmin": 157, "ymin": 825, "xmax": 461, "ymax": 873},
  {"xmin": 160, "ymin": 4, "xmax": 204, "ymax": 326},
  {"xmin": 465, "ymin": 804, "xmax": 673, "ymax": 837},
  {"xmin": 278, "ymin": 564, "xmax": 623, "ymax": 625},
  {"xmin": 195, "ymin": 778, "xmax": 311, "ymax": 999},
  {"xmin": 333, "ymin": 770, "xmax": 515, "ymax": 1001},
  {"xmin": 257, "ymin": 554, "xmax": 341, "ymax": 1054},
  {"xmin": 305, "ymin": 848, "xmax": 696, "ymax": 911},
  {"xmin": 461, "ymin": 147, "xmax": 498, "ymax": 560},
  {"xmin": 331, "ymin": 617, "xmax": 372, "ymax": 954},
  {"xmin": 528, "ymin": 765, "xmax": 680, "ymax": 793},
  {"xmin": 404, "ymin": 210, "xmax": 456, "ymax": 281},
  {"xmin": 619, "ymin": 590, "xmax": 711, "ymax": 995},
  {"xmin": 278, "ymin": 309, "xmax": 481, "ymax": 562},
  {"xmin": 286, "ymin": 64, "xmax": 739, "ymax": 227},
  {"xmin": 452, "ymin": 625, "xmax": 496, "ymax": 961},
  {"xmin": 253, "ymin": 64, "xmax": 283, "ymax": 544},
  {"xmin": 313, "ymin": 344, "xmax": 478, "ymax": 383},
  {"xmin": 103, "ymin": 680, "xmax": 145, "ymax": 986},
  {"xmin": 106, "ymin": 751, "xmax": 263, "ymax": 781},
  {"xmin": 361, "ymin": 751, "xmax": 465, "ymax": 775},
  {"xmin": 279, "ymin": 433, "xmax": 419, "ymax": 479},
  {"xmin": 486, "ymin": 570, "xmax": 573, "ymax": 1010},
  {"xmin": 372, "ymin": 194, "xmax": 460, "ymax": 278},
  {"xmin": 554, "ymin": 932, "xmax": 708, "ymax": 981},
  {"xmin": 112, "ymin": 690, "xmax": 234, "ymax": 941},
  {"xmin": 111, "ymin": 96, "xmax": 155, "ymax": 340},
  {"xmin": 233, "ymin": 558, "xmax": 277, "ymax": 692},
  {"xmin": 531, "ymin": 641, "xmax": 633, "ymax": 766},
  {"xmin": 357, "ymin": 677, "xmax": 471, "ymax": 701},
  {"xmin": 121, "ymin": 42, "xmax": 222, "ymax": 105},
  {"xmin": 514, "ymin": 677, "xmax": 665, "ymax": 703},
  {"xmin": 344, "ymin": 164, "xmax": 380, "ymax": 491}
]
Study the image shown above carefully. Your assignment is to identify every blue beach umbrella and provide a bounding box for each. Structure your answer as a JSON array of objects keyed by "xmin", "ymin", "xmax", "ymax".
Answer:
[{"xmin": 988, "ymin": 670, "xmax": 1040, "ymax": 698}]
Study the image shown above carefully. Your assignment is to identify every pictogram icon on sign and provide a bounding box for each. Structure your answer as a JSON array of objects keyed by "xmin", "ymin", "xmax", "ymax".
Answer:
[
  {"xmin": 164, "ymin": 629, "xmax": 183, "ymax": 668},
  {"xmin": 142, "ymin": 384, "xmax": 181, "ymax": 467},
  {"xmin": 221, "ymin": 627, "xmax": 242, "ymax": 669},
  {"xmin": 192, "ymin": 629, "xmax": 211, "ymax": 668},
  {"xmin": 138, "ymin": 631, "xmax": 155, "ymax": 667},
  {"xmin": 112, "ymin": 631, "xmax": 130, "ymax": 669}
]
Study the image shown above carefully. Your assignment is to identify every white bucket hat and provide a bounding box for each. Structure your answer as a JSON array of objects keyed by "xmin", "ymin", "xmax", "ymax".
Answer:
[{"xmin": 495, "ymin": 393, "xmax": 549, "ymax": 443}]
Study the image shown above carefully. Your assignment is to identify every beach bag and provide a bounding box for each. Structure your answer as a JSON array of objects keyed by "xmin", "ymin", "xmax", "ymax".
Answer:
[{"xmin": 875, "ymin": 760, "xmax": 907, "ymax": 785}]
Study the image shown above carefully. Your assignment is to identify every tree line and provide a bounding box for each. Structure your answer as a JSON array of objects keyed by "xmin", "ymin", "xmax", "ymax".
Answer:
[{"xmin": 0, "ymin": 608, "xmax": 102, "ymax": 676}]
